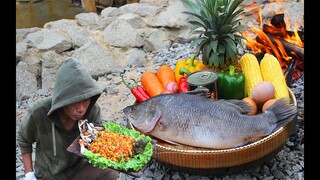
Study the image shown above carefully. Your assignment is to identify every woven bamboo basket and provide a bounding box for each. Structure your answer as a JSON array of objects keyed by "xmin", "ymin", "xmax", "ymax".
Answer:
[{"xmin": 128, "ymin": 88, "xmax": 297, "ymax": 175}]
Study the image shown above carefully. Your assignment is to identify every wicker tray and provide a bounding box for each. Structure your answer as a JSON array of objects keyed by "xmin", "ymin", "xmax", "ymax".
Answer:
[{"xmin": 128, "ymin": 88, "xmax": 297, "ymax": 175}]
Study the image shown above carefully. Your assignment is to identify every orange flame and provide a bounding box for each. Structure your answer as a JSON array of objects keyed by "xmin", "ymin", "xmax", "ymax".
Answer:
[{"xmin": 243, "ymin": 1, "xmax": 303, "ymax": 66}]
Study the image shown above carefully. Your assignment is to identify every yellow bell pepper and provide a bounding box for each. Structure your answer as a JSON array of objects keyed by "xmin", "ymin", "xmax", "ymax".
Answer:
[{"xmin": 174, "ymin": 57, "xmax": 207, "ymax": 82}]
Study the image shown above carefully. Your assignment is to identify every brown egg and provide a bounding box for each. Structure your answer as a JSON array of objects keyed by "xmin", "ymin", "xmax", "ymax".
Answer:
[
  {"xmin": 262, "ymin": 98, "xmax": 277, "ymax": 112},
  {"xmin": 242, "ymin": 97, "xmax": 257, "ymax": 115},
  {"xmin": 252, "ymin": 81, "xmax": 275, "ymax": 104}
]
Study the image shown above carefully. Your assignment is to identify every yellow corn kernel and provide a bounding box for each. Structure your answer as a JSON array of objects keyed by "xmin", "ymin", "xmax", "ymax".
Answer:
[
  {"xmin": 239, "ymin": 53, "xmax": 263, "ymax": 98},
  {"xmin": 260, "ymin": 53, "xmax": 289, "ymax": 99}
]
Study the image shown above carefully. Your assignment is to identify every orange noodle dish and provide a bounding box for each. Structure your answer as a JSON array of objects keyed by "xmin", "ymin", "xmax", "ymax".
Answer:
[
  {"xmin": 78, "ymin": 121, "xmax": 153, "ymax": 171},
  {"xmin": 88, "ymin": 129, "xmax": 136, "ymax": 162}
]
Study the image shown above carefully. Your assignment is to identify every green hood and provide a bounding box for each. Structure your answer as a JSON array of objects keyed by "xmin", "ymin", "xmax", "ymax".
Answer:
[{"xmin": 47, "ymin": 57, "xmax": 102, "ymax": 117}]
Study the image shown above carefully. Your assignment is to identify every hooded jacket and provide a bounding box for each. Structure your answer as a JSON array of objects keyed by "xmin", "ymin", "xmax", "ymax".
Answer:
[{"xmin": 17, "ymin": 57, "xmax": 103, "ymax": 179}]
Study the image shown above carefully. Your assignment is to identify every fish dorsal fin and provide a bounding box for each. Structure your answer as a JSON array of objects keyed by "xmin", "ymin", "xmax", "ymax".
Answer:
[
  {"xmin": 219, "ymin": 99, "xmax": 254, "ymax": 114},
  {"xmin": 184, "ymin": 88, "xmax": 209, "ymax": 96}
]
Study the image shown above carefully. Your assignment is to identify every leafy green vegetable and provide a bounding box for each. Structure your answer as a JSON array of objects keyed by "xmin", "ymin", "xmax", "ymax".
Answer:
[{"xmin": 82, "ymin": 122, "xmax": 153, "ymax": 172}]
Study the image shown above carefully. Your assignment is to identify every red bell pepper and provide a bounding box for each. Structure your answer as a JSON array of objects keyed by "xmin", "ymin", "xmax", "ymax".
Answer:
[
  {"xmin": 178, "ymin": 77, "xmax": 189, "ymax": 92},
  {"xmin": 121, "ymin": 75, "xmax": 150, "ymax": 102}
]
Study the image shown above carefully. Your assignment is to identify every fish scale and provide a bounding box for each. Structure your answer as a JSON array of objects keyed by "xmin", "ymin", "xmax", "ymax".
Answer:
[{"xmin": 123, "ymin": 93, "xmax": 297, "ymax": 149}]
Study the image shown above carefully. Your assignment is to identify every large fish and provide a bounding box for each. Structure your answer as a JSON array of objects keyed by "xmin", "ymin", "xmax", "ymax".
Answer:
[{"xmin": 123, "ymin": 93, "xmax": 297, "ymax": 149}]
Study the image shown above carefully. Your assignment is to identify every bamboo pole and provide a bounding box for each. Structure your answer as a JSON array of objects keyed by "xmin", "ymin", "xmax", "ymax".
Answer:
[{"xmin": 81, "ymin": 0, "xmax": 97, "ymax": 13}]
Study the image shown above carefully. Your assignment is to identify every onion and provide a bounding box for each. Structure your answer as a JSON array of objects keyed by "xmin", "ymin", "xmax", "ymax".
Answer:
[
  {"xmin": 165, "ymin": 81, "xmax": 178, "ymax": 93},
  {"xmin": 161, "ymin": 90, "xmax": 174, "ymax": 94}
]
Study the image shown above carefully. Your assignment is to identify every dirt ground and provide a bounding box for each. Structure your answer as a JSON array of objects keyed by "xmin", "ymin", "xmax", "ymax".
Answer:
[{"xmin": 95, "ymin": 69, "xmax": 145, "ymax": 124}]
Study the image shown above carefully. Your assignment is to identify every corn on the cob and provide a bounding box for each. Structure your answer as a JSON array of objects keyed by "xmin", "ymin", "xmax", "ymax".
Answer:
[
  {"xmin": 260, "ymin": 53, "xmax": 289, "ymax": 99},
  {"xmin": 239, "ymin": 53, "xmax": 263, "ymax": 98}
]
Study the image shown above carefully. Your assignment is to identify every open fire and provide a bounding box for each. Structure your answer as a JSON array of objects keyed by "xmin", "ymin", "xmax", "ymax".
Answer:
[{"xmin": 242, "ymin": 2, "xmax": 304, "ymax": 86}]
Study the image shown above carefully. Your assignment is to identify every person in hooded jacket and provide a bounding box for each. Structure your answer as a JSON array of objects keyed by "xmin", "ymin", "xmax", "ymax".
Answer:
[{"xmin": 17, "ymin": 57, "xmax": 119, "ymax": 180}]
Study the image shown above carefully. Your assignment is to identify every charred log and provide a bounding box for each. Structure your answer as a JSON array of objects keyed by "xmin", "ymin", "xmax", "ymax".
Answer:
[
  {"xmin": 263, "ymin": 24, "xmax": 304, "ymax": 43},
  {"xmin": 270, "ymin": 13, "xmax": 286, "ymax": 28},
  {"xmin": 264, "ymin": 33, "xmax": 304, "ymax": 61}
]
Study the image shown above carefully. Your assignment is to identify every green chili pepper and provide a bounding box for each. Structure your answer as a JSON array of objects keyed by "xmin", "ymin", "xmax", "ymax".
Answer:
[{"xmin": 217, "ymin": 65, "xmax": 245, "ymax": 100}]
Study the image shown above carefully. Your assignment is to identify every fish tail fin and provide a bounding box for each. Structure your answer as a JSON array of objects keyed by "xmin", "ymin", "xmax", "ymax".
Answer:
[{"xmin": 266, "ymin": 97, "xmax": 297, "ymax": 129}]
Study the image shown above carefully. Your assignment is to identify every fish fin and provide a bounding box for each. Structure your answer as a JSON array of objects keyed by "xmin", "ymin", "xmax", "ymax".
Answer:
[
  {"xmin": 184, "ymin": 88, "xmax": 209, "ymax": 96},
  {"xmin": 219, "ymin": 99, "xmax": 254, "ymax": 114},
  {"xmin": 266, "ymin": 98, "xmax": 297, "ymax": 130},
  {"xmin": 244, "ymin": 136, "xmax": 264, "ymax": 144},
  {"xmin": 157, "ymin": 121, "xmax": 166, "ymax": 131},
  {"xmin": 161, "ymin": 139, "xmax": 186, "ymax": 146},
  {"xmin": 233, "ymin": 136, "xmax": 265, "ymax": 148},
  {"xmin": 137, "ymin": 106, "xmax": 162, "ymax": 133}
]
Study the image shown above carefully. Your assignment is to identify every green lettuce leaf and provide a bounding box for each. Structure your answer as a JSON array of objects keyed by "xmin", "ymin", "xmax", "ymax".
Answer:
[{"xmin": 82, "ymin": 122, "xmax": 153, "ymax": 172}]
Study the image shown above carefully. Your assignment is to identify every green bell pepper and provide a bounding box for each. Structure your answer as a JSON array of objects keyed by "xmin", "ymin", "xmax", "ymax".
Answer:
[{"xmin": 217, "ymin": 65, "xmax": 245, "ymax": 100}]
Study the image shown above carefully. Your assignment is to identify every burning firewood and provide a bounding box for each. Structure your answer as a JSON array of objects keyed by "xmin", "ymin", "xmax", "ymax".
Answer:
[{"xmin": 244, "ymin": 12, "xmax": 304, "ymax": 87}]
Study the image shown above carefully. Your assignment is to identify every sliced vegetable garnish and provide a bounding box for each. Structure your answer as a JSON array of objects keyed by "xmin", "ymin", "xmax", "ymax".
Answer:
[{"xmin": 82, "ymin": 122, "xmax": 153, "ymax": 172}]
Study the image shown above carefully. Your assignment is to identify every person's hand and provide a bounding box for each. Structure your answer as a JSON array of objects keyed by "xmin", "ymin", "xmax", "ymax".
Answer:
[{"xmin": 25, "ymin": 171, "xmax": 37, "ymax": 180}]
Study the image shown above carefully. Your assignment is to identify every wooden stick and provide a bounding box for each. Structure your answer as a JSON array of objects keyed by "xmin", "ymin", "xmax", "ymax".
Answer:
[{"xmin": 81, "ymin": 0, "xmax": 97, "ymax": 13}]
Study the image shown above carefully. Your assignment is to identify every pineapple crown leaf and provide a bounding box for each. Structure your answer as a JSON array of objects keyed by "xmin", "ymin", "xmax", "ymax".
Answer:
[
  {"xmin": 222, "ymin": 42, "xmax": 237, "ymax": 61},
  {"xmin": 209, "ymin": 53, "xmax": 225, "ymax": 67},
  {"xmin": 229, "ymin": 18, "xmax": 243, "ymax": 28},
  {"xmin": 218, "ymin": 44, "xmax": 226, "ymax": 54},
  {"xmin": 191, "ymin": 29, "xmax": 206, "ymax": 36},
  {"xmin": 219, "ymin": 24, "xmax": 233, "ymax": 34},
  {"xmin": 200, "ymin": 38, "xmax": 211, "ymax": 49},
  {"xmin": 223, "ymin": 37, "xmax": 237, "ymax": 51},
  {"xmin": 202, "ymin": 45, "xmax": 210, "ymax": 64},
  {"xmin": 223, "ymin": 35, "xmax": 237, "ymax": 45},
  {"xmin": 190, "ymin": 37, "xmax": 207, "ymax": 48},
  {"xmin": 234, "ymin": 34, "xmax": 247, "ymax": 44},
  {"xmin": 181, "ymin": 0, "xmax": 202, "ymax": 14},
  {"xmin": 217, "ymin": 54, "xmax": 225, "ymax": 67},
  {"xmin": 208, "ymin": 53, "xmax": 215, "ymax": 67},
  {"xmin": 226, "ymin": 9, "xmax": 244, "ymax": 24},
  {"xmin": 201, "ymin": 0, "xmax": 219, "ymax": 16},
  {"xmin": 209, "ymin": 40, "xmax": 219, "ymax": 53},
  {"xmin": 184, "ymin": 11, "xmax": 211, "ymax": 27},
  {"xmin": 225, "ymin": 0, "xmax": 244, "ymax": 15},
  {"xmin": 209, "ymin": 34, "xmax": 218, "ymax": 40},
  {"xmin": 231, "ymin": 24, "xmax": 248, "ymax": 34},
  {"xmin": 187, "ymin": 20, "xmax": 208, "ymax": 31},
  {"xmin": 225, "ymin": 33, "xmax": 235, "ymax": 40}
]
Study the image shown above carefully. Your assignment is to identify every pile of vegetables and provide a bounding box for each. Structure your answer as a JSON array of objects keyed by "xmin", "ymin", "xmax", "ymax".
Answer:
[
  {"xmin": 123, "ymin": 53, "xmax": 290, "ymax": 115},
  {"xmin": 122, "ymin": 57, "xmax": 207, "ymax": 99}
]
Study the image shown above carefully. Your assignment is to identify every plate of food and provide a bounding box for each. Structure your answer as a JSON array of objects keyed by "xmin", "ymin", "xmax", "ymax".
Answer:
[{"xmin": 67, "ymin": 121, "xmax": 154, "ymax": 177}]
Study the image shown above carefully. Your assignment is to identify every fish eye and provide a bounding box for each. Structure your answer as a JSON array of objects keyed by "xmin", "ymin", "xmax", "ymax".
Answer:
[{"xmin": 129, "ymin": 107, "xmax": 134, "ymax": 113}]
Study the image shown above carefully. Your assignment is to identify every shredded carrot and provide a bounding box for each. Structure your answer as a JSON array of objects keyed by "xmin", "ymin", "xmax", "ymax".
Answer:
[{"xmin": 88, "ymin": 130, "xmax": 136, "ymax": 162}]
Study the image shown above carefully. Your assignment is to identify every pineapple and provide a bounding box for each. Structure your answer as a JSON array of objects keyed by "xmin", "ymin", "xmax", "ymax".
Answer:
[{"xmin": 181, "ymin": 0, "xmax": 248, "ymax": 72}]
